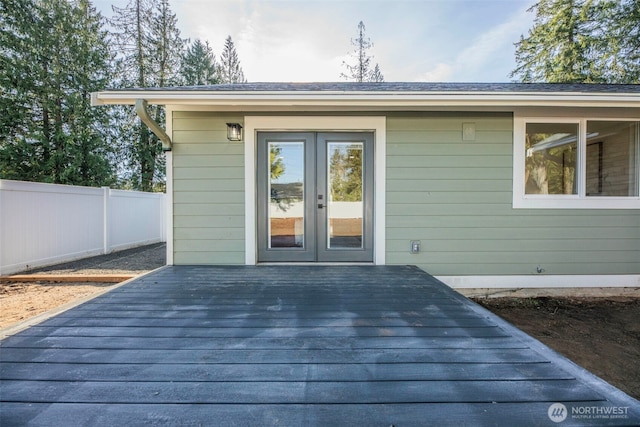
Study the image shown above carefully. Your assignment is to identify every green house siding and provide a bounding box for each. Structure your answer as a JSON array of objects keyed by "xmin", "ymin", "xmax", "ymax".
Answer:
[
  {"xmin": 172, "ymin": 111, "xmax": 245, "ymax": 265},
  {"xmin": 385, "ymin": 113, "xmax": 640, "ymax": 276},
  {"xmin": 170, "ymin": 111, "xmax": 639, "ymax": 275}
]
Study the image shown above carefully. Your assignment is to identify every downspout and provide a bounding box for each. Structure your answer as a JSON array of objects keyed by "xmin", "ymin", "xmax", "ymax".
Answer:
[{"xmin": 135, "ymin": 99, "xmax": 172, "ymax": 152}]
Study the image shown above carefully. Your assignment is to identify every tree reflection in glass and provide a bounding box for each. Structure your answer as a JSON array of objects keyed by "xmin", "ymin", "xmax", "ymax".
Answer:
[
  {"xmin": 328, "ymin": 143, "xmax": 364, "ymax": 248},
  {"xmin": 268, "ymin": 142, "xmax": 304, "ymax": 248}
]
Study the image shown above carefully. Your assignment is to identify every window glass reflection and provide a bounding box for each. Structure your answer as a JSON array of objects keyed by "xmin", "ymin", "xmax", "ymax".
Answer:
[
  {"xmin": 327, "ymin": 142, "xmax": 364, "ymax": 249},
  {"xmin": 268, "ymin": 142, "xmax": 304, "ymax": 248}
]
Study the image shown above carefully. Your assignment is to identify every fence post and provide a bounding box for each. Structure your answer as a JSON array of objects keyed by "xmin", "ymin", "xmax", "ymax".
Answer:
[
  {"xmin": 102, "ymin": 186, "xmax": 110, "ymax": 254},
  {"xmin": 0, "ymin": 182, "xmax": 4, "ymax": 275}
]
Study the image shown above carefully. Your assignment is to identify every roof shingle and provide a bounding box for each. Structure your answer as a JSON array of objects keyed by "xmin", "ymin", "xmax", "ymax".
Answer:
[{"xmin": 109, "ymin": 81, "xmax": 640, "ymax": 93}]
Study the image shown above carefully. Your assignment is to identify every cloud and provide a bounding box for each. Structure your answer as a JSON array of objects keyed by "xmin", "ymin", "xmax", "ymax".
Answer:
[
  {"xmin": 416, "ymin": 6, "xmax": 532, "ymax": 82},
  {"xmin": 457, "ymin": 7, "xmax": 531, "ymax": 72},
  {"xmin": 96, "ymin": 0, "xmax": 534, "ymax": 83},
  {"xmin": 420, "ymin": 63, "xmax": 453, "ymax": 82},
  {"xmin": 180, "ymin": 1, "xmax": 351, "ymax": 81},
  {"xmin": 243, "ymin": 39, "xmax": 346, "ymax": 82}
]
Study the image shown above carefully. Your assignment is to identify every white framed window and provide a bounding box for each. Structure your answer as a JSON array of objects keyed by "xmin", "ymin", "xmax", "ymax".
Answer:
[{"xmin": 514, "ymin": 116, "xmax": 640, "ymax": 209}]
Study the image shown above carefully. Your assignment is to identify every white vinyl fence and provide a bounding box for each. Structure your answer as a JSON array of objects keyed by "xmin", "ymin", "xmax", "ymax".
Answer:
[{"xmin": 0, "ymin": 180, "xmax": 166, "ymax": 275}]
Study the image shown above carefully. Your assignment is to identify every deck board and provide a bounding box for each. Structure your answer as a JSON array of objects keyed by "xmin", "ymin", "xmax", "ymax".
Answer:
[
  {"xmin": 1, "ymin": 362, "xmax": 573, "ymax": 382},
  {"xmin": 1, "ymin": 379, "xmax": 602, "ymax": 404},
  {"xmin": 0, "ymin": 347, "xmax": 551, "ymax": 364},
  {"xmin": 1, "ymin": 335, "xmax": 524, "ymax": 349},
  {"xmin": 2, "ymin": 265, "xmax": 639, "ymax": 426}
]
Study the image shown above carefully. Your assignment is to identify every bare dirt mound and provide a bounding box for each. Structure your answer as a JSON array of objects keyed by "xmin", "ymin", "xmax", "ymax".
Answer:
[{"xmin": 475, "ymin": 296, "xmax": 640, "ymax": 400}]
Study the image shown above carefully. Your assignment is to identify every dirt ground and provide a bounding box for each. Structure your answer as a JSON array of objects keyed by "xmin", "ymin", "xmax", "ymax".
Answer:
[
  {"xmin": 0, "ymin": 282, "xmax": 117, "ymax": 328},
  {"xmin": 474, "ymin": 296, "xmax": 640, "ymax": 400},
  {"xmin": 0, "ymin": 243, "xmax": 166, "ymax": 330},
  {"xmin": 1, "ymin": 247, "xmax": 638, "ymax": 400}
]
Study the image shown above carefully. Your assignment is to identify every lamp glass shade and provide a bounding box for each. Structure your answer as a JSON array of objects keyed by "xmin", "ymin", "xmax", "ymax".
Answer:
[{"xmin": 227, "ymin": 123, "xmax": 243, "ymax": 141}]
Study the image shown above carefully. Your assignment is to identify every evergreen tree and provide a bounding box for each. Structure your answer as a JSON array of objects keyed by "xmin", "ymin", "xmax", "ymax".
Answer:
[
  {"xmin": 181, "ymin": 39, "xmax": 220, "ymax": 85},
  {"xmin": 0, "ymin": 0, "xmax": 37, "ymax": 177},
  {"xmin": 109, "ymin": 0, "xmax": 153, "ymax": 190},
  {"xmin": 149, "ymin": 0, "xmax": 184, "ymax": 87},
  {"xmin": 370, "ymin": 63, "xmax": 384, "ymax": 83},
  {"xmin": 341, "ymin": 21, "xmax": 384, "ymax": 82},
  {"xmin": 219, "ymin": 36, "xmax": 246, "ymax": 84},
  {"xmin": 110, "ymin": 0, "xmax": 185, "ymax": 191},
  {"xmin": 511, "ymin": 0, "xmax": 592, "ymax": 83},
  {"xmin": 67, "ymin": 0, "xmax": 117, "ymax": 186},
  {"xmin": 330, "ymin": 145, "xmax": 363, "ymax": 202},
  {"xmin": 607, "ymin": 0, "xmax": 640, "ymax": 82},
  {"xmin": 0, "ymin": 0, "xmax": 116, "ymax": 186},
  {"xmin": 511, "ymin": 0, "xmax": 639, "ymax": 83}
]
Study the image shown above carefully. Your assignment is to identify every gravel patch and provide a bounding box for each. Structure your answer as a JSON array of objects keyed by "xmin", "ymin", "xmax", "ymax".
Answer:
[{"xmin": 27, "ymin": 243, "xmax": 166, "ymax": 275}]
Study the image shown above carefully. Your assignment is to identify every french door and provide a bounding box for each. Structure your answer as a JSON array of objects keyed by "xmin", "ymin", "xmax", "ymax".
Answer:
[{"xmin": 257, "ymin": 132, "xmax": 374, "ymax": 262}]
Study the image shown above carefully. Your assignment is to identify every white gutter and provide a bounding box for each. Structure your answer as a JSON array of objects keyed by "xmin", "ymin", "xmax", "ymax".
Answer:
[{"xmin": 91, "ymin": 90, "xmax": 640, "ymax": 109}]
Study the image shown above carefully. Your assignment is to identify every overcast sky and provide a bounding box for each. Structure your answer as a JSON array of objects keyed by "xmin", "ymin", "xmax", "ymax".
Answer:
[{"xmin": 94, "ymin": 0, "xmax": 536, "ymax": 83}]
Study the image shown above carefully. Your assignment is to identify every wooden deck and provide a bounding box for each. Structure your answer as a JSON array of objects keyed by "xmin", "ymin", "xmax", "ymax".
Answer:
[{"xmin": 2, "ymin": 265, "xmax": 639, "ymax": 426}]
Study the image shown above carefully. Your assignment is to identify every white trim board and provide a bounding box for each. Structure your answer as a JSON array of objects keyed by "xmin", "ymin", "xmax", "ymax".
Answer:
[
  {"xmin": 244, "ymin": 116, "xmax": 386, "ymax": 265},
  {"xmin": 92, "ymin": 90, "xmax": 640, "ymax": 109},
  {"xmin": 437, "ymin": 275, "xmax": 640, "ymax": 289},
  {"xmin": 165, "ymin": 106, "xmax": 175, "ymax": 266}
]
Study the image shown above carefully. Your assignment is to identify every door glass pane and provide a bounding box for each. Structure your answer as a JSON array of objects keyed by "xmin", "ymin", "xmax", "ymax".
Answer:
[
  {"xmin": 327, "ymin": 142, "xmax": 363, "ymax": 249},
  {"xmin": 268, "ymin": 142, "xmax": 304, "ymax": 248},
  {"xmin": 525, "ymin": 123, "xmax": 578, "ymax": 194}
]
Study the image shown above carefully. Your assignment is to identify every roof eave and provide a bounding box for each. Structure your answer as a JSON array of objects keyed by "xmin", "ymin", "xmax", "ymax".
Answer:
[{"xmin": 90, "ymin": 90, "xmax": 640, "ymax": 109}]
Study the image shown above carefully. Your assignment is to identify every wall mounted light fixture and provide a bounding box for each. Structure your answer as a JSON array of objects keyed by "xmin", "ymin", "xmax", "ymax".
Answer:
[{"xmin": 226, "ymin": 123, "xmax": 243, "ymax": 142}]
